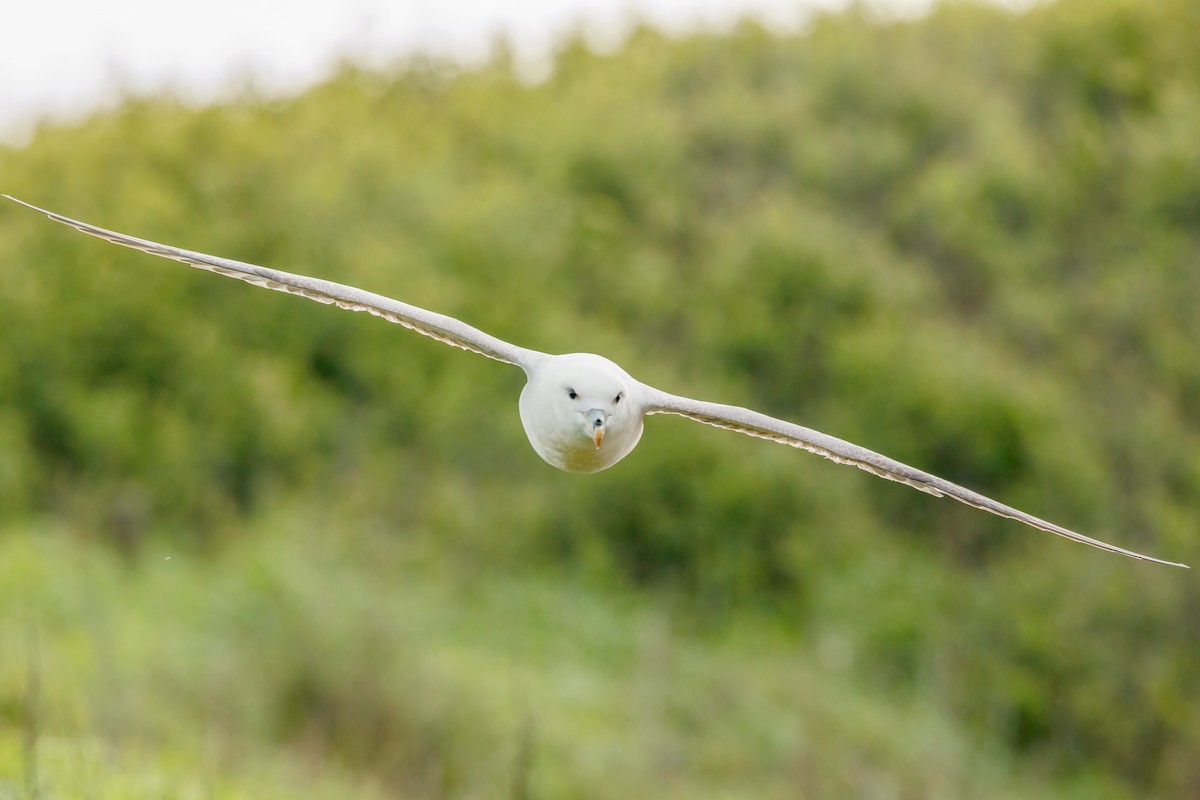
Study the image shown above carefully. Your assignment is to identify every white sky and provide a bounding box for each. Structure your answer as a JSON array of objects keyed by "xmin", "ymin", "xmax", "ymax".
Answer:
[{"xmin": 2, "ymin": 0, "xmax": 976, "ymax": 144}]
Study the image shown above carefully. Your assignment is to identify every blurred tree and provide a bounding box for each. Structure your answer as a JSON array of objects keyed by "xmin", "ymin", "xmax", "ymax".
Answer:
[{"xmin": 1, "ymin": 0, "xmax": 1198, "ymax": 794}]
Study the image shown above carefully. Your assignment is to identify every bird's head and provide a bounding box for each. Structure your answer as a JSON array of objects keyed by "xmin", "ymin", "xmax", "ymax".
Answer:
[{"xmin": 518, "ymin": 353, "xmax": 645, "ymax": 473}]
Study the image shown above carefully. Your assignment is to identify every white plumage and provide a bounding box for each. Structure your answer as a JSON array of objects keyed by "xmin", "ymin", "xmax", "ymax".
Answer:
[{"xmin": 5, "ymin": 195, "xmax": 1185, "ymax": 568}]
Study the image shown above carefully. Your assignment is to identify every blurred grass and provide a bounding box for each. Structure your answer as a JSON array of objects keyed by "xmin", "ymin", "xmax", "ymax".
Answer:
[{"xmin": 0, "ymin": 511, "xmax": 1134, "ymax": 799}]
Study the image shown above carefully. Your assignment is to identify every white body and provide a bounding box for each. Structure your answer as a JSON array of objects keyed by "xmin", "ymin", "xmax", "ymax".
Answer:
[{"xmin": 518, "ymin": 353, "xmax": 645, "ymax": 473}]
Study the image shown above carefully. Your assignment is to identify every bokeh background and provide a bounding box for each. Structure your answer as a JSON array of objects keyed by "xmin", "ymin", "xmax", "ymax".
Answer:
[{"xmin": 2, "ymin": 0, "xmax": 1199, "ymax": 797}]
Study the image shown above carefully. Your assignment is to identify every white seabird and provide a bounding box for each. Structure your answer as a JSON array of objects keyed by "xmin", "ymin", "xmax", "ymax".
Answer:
[{"xmin": 4, "ymin": 195, "xmax": 1186, "ymax": 568}]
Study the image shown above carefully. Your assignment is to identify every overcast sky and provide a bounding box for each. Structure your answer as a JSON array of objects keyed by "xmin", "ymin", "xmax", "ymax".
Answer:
[{"xmin": 2, "ymin": 0, "xmax": 1010, "ymax": 144}]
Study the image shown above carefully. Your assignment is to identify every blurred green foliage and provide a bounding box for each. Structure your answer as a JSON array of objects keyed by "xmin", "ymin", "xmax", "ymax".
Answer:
[{"xmin": 2, "ymin": 0, "xmax": 1199, "ymax": 796}]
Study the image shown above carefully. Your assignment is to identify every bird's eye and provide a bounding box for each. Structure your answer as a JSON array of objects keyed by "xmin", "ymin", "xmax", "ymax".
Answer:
[
  {"xmin": 567, "ymin": 388, "xmax": 577, "ymax": 400},
  {"xmin": 615, "ymin": 392, "xmax": 622, "ymax": 404}
]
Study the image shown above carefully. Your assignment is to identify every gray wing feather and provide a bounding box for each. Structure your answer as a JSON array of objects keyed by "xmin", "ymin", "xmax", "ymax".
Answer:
[
  {"xmin": 644, "ymin": 388, "xmax": 1187, "ymax": 568},
  {"xmin": 5, "ymin": 196, "xmax": 544, "ymax": 370}
]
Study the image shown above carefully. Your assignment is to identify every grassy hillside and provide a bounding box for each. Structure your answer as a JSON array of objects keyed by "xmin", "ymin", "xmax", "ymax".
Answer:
[
  {"xmin": 2, "ymin": 0, "xmax": 1198, "ymax": 796},
  {"xmin": 0, "ymin": 519, "xmax": 1134, "ymax": 799}
]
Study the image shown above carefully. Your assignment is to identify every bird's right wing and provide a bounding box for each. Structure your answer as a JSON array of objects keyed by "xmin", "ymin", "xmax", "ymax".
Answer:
[
  {"xmin": 5, "ymin": 196, "xmax": 546, "ymax": 370},
  {"xmin": 643, "ymin": 387, "xmax": 1187, "ymax": 568}
]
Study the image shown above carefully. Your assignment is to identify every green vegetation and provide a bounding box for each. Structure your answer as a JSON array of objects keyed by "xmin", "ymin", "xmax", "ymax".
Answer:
[{"xmin": 2, "ymin": 0, "xmax": 1199, "ymax": 795}]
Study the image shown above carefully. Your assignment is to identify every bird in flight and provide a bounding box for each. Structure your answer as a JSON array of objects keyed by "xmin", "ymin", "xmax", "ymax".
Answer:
[{"xmin": 5, "ymin": 195, "xmax": 1186, "ymax": 568}]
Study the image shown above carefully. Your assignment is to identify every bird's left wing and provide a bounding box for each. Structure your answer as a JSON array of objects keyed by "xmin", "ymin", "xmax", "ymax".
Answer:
[
  {"xmin": 642, "ymin": 387, "xmax": 1187, "ymax": 568},
  {"xmin": 5, "ymin": 196, "xmax": 545, "ymax": 370}
]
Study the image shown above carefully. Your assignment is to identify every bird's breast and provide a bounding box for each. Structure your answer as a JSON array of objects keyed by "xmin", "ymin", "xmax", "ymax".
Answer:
[
  {"xmin": 519, "ymin": 410, "xmax": 643, "ymax": 474},
  {"xmin": 523, "ymin": 425, "xmax": 629, "ymax": 473}
]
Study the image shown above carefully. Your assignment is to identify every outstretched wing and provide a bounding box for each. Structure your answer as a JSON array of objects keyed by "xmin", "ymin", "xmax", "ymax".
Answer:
[
  {"xmin": 643, "ymin": 388, "xmax": 1187, "ymax": 568},
  {"xmin": 5, "ymin": 196, "xmax": 545, "ymax": 370}
]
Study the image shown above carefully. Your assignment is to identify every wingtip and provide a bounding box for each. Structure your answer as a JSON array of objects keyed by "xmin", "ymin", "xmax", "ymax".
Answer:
[
  {"xmin": 4, "ymin": 194, "xmax": 41, "ymax": 212},
  {"xmin": 4, "ymin": 195, "xmax": 73, "ymax": 225}
]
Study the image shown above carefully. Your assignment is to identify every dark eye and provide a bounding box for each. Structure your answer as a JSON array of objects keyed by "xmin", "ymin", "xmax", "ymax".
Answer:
[
  {"xmin": 615, "ymin": 393, "xmax": 622, "ymax": 404},
  {"xmin": 567, "ymin": 388, "xmax": 577, "ymax": 400}
]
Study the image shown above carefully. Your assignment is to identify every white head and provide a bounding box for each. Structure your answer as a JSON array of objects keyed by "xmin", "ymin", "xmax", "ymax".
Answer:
[{"xmin": 518, "ymin": 353, "xmax": 645, "ymax": 473}]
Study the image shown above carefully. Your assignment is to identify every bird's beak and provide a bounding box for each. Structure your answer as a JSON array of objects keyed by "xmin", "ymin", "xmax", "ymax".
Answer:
[{"xmin": 587, "ymin": 409, "xmax": 607, "ymax": 449}]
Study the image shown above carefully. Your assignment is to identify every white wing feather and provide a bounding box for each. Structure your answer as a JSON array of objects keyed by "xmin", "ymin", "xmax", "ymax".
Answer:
[
  {"xmin": 4, "ymin": 196, "xmax": 544, "ymax": 370},
  {"xmin": 643, "ymin": 388, "xmax": 1187, "ymax": 568}
]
